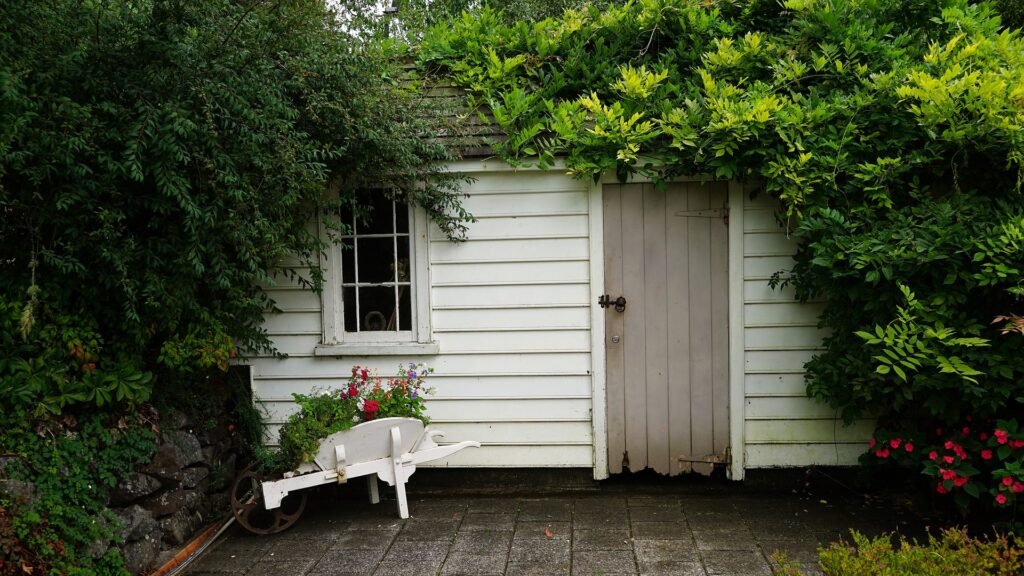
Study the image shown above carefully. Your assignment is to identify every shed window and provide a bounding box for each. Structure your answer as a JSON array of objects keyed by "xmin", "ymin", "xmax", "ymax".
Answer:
[
  {"xmin": 318, "ymin": 192, "xmax": 436, "ymax": 355},
  {"xmin": 340, "ymin": 197, "xmax": 412, "ymax": 334}
]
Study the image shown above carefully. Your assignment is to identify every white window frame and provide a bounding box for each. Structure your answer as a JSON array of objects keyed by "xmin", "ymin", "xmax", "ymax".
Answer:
[{"xmin": 316, "ymin": 202, "xmax": 437, "ymax": 356}]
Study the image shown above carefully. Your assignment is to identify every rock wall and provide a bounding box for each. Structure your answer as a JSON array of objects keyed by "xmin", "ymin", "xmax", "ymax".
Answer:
[{"xmin": 111, "ymin": 410, "xmax": 237, "ymax": 574}]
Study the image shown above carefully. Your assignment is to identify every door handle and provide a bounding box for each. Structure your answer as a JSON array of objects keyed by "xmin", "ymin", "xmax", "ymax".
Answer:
[{"xmin": 598, "ymin": 295, "xmax": 627, "ymax": 312}]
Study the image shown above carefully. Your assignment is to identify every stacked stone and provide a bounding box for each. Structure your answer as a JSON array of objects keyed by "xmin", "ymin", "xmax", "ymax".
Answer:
[{"xmin": 111, "ymin": 410, "xmax": 237, "ymax": 574}]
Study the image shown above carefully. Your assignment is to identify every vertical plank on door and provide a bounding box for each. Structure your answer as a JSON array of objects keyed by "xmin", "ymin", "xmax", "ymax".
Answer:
[
  {"xmin": 620, "ymin": 184, "xmax": 648, "ymax": 471},
  {"xmin": 687, "ymin": 185, "xmax": 714, "ymax": 475},
  {"xmin": 643, "ymin": 184, "xmax": 670, "ymax": 474},
  {"xmin": 666, "ymin": 184, "xmax": 693, "ymax": 474},
  {"xmin": 603, "ymin": 185, "xmax": 626, "ymax": 474},
  {"xmin": 709, "ymin": 183, "xmax": 731, "ymax": 456}
]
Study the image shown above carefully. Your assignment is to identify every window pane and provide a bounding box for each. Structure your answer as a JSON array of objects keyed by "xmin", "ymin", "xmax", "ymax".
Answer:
[
  {"xmin": 358, "ymin": 286, "xmax": 397, "ymax": 332},
  {"xmin": 357, "ymin": 238, "xmax": 396, "ymax": 284},
  {"xmin": 398, "ymin": 286, "xmax": 412, "ymax": 331},
  {"xmin": 343, "ymin": 287, "xmax": 358, "ymax": 332},
  {"xmin": 341, "ymin": 241, "xmax": 355, "ymax": 285},
  {"xmin": 361, "ymin": 193, "xmax": 394, "ymax": 235},
  {"xmin": 395, "ymin": 203, "xmax": 409, "ymax": 234}
]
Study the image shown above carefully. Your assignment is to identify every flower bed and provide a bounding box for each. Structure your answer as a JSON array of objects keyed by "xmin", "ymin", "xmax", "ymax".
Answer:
[{"xmin": 270, "ymin": 364, "xmax": 431, "ymax": 474}]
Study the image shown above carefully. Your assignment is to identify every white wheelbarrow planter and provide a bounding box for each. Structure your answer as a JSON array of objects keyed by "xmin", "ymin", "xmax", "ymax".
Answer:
[{"xmin": 231, "ymin": 417, "xmax": 479, "ymax": 534}]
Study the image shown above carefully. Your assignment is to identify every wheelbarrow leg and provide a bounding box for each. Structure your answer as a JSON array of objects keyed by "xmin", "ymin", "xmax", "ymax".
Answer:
[
  {"xmin": 367, "ymin": 474, "xmax": 380, "ymax": 505},
  {"xmin": 390, "ymin": 427, "xmax": 410, "ymax": 519}
]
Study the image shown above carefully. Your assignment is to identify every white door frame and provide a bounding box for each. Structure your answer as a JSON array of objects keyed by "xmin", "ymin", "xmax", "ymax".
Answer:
[{"xmin": 588, "ymin": 175, "xmax": 746, "ymax": 481}]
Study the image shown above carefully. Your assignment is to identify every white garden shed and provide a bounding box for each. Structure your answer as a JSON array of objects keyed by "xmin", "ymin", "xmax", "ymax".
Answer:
[{"xmin": 247, "ymin": 159, "xmax": 871, "ymax": 480}]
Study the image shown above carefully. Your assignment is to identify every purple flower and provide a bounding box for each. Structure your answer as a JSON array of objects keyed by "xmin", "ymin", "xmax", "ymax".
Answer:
[
  {"xmin": 408, "ymin": 370, "xmax": 417, "ymax": 379},
  {"xmin": 411, "ymin": 390, "xmax": 418, "ymax": 398}
]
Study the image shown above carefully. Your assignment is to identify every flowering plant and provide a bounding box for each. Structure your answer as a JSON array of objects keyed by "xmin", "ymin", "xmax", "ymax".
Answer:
[
  {"xmin": 868, "ymin": 418, "xmax": 1024, "ymax": 511},
  {"xmin": 271, "ymin": 363, "xmax": 432, "ymax": 473}
]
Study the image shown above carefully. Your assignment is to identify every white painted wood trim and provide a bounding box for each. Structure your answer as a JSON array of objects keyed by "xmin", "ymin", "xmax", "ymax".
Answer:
[
  {"xmin": 314, "ymin": 342, "xmax": 440, "ymax": 357},
  {"xmin": 588, "ymin": 179, "xmax": 609, "ymax": 480},
  {"xmin": 727, "ymin": 181, "xmax": 747, "ymax": 480},
  {"xmin": 320, "ymin": 210, "xmax": 341, "ymax": 345},
  {"xmin": 414, "ymin": 207, "xmax": 432, "ymax": 343}
]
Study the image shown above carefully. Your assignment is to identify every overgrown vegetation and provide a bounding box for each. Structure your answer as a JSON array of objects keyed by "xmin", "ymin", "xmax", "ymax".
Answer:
[
  {"xmin": 0, "ymin": 1, "xmax": 471, "ymax": 572},
  {"xmin": 774, "ymin": 528, "xmax": 1024, "ymax": 575},
  {"xmin": 417, "ymin": 0, "xmax": 1024, "ymax": 516},
  {"xmin": 0, "ymin": 408, "xmax": 156, "ymax": 575}
]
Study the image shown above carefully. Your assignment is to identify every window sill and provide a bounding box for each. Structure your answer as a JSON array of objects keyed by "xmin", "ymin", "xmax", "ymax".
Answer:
[{"xmin": 313, "ymin": 342, "xmax": 440, "ymax": 357}]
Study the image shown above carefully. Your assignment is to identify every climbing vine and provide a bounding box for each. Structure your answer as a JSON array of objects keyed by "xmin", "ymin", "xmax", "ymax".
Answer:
[{"xmin": 418, "ymin": 0, "xmax": 1024, "ymax": 510}]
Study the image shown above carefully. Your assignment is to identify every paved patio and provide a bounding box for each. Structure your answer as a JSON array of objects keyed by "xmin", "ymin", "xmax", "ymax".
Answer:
[{"xmin": 184, "ymin": 481, "xmax": 924, "ymax": 576}]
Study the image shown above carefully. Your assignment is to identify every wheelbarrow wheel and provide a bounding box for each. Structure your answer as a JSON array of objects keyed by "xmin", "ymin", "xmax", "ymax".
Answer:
[{"xmin": 230, "ymin": 463, "xmax": 307, "ymax": 535}]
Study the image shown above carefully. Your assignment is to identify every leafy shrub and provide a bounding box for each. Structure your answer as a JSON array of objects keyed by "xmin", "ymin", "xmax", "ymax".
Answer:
[
  {"xmin": 0, "ymin": 0, "xmax": 469, "ymax": 411},
  {"xmin": 0, "ymin": 407, "xmax": 156, "ymax": 576},
  {"xmin": 774, "ymin": 528, "xmax": 1024, "ymax": 576},
  {"xmin": 269, "ymin": 364, "xmax": 432, "ymax": 473}
]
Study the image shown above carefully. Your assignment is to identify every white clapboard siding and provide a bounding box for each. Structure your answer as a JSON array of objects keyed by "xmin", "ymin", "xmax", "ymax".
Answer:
[
  {"xmin": 248, "ymin": 169, "xmax": 595, "ymax": 468},
  {"xmin": 743, "ymin": 193, "xmax": 868, "ymax": 466}
]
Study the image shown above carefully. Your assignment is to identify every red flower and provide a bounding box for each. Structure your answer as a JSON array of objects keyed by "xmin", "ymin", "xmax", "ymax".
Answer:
[
  {"xmin": 942, "ymin": 455, "xmax": 955, "ymax": 464},
  {"xmin": 996, "ymin": 494, "xmax": 1008, "ymax": 505},
  {"xmin": 363, "ymin": 399, "xmax": 380, "ymax": 420},
  {"xmin": 1013, "ymin": 482, "xmax": 1024, "ymax": 494},
  {"xmin": 889, "ymin": 438, "xmax": 902, "ymax": 449},
  {"xmin": 936, "ymin": 482, "xmax": 949, "ymax": 495},
  {"xmin": 995, "ymin": 430, "xmax": 1009, "ymax": 444},
  {"xmin": 875, "ymin": 448, "xmax": 890, "ymax": 459},
  {"xmin": 962, "ymin": 426, "xmax": 970, "ymax": 436},
  {"xmin": 1002, "ymin": 476, "xmax": 1014, "ymax": 487},
  {"xmin": 944, "ymin": 440, "xmax": 955, "ymax": 450},
  {"xmin": 928, "ymin": 450, "xmax": 939, "ymax": 461},
  {"xmin": 981, "ymin": 449, "xmax": 993, "ymax": 460},
  {"xmin": 936, "ymin": 427, "xmax": 943, "ymax": 436},
  {"xmin": 953, "ymin": 476, "xmax": 968, "ymax": 488},
  {"xmin": 979, "ymin": 432, "xmax": 989, "ymax": 441},
  {"xmin": 1011, "ymin": 439, "xmax": 1024, "ymax": 449},
  {"xmin": 903, "ymin": 442, "xmax": 914, "ymax": 453},
  {"xmin": 869, "ymin": 437, "xmax": 876, "ymax": 449},
  {"xmin": 940, "ymin": 469, "xmax": 957, "ymax": 481}
]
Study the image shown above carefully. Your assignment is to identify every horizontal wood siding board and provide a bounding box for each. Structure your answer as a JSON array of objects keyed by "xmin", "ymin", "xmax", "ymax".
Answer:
[
  {"xmin": 257, "ymin": 398, "xmax": 593, "ymax": 424},
  {"xmin": 264, "ymin": 290, "xmax": 320, "ymax": 313},
  {"xmin": 745, "ymin": 396, "xmax": 839, "ymax": 420},
  {"xmin": 744, "ymin": 303, "xmax": 824, "ymax": 327},
  {"xmin": 458, "ymin": 192, "xmax": 588, "ymax": 218},
  {"xmin": 433, "ymin": 307, "xmax": 590, "ymax": 331},
  {"xmin": 745, "ymin": 419, "xmax": 874, "ymax": 443},
  {"xmin": 436, "ymin": 330, "xmax": 591, "ymax": 353},
  {"xmin": 253, "ymin": 375, "xmax": 593, "ymax": 400},
  {"xmin": 262, "ymin": 311, "xmax": 322, "ymax": 336},
  {"xmin": 431, "ymin": 261, "xmax": 590, "ymax": 285},
  {"xmin": 419, "ymin": 445, "xmax": 593, "ymax": 467},
  {"xmin": 432, "ymin": 285, "xmax": 589, "ymax": 308},
  {"xmin": 745, "ymin": 443, "xmax": 865, "ymax": 467},
  {"xmin": 745, "ymin": 326, "xmax": 830, "ymax": 350},
  {"xmin": 430, "ymin": 237, "xmax": 589, "ymax": 262},
  {"xmin": 428, "ymin": 214, "xmax": 588, "ymax": 240}
]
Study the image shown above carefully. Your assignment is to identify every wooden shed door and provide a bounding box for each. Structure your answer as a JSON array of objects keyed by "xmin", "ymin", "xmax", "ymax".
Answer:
[{"xmin": 603, "ymin": 182, "xmax": 730, "ymax": 475}]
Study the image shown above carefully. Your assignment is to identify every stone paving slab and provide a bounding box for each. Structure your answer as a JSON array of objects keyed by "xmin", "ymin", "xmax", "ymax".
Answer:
[{"xmin": 185, "ymin": 488, "xmax": 922, "ymax": 576}]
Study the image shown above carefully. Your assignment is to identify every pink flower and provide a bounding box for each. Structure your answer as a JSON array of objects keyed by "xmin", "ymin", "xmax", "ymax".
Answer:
[
  {"xmin": 940, "ymin": 469, "xmax": 957, "ymax": 481},
  {"xmin": 889, "ymin": 438, "xmax": 902, "ymax": 449},
  {"xmin": 953, "ymin": 476, "xmax": 968, "ymax": 488},
  {"xmin": 1002, "ymin": 476, "xmax": 1014, "ymax": 487},
  {"xmin": 928, "ymin": 450, "xmax": 939, "ymax": 461},
  {"xmin": 904, "ymin": 442, "xmax": 914, "ymax": 453},
  {"xmin": 944, "ymin": 440, "xmax": 956, "ymax": 450},
  {"xmin": 995, "ymin": 430, "xmax": 1008, "ymax": 444},
  {"xmin": 943, "ymin": 455, "xmax": 955, "ymax": 464},
  {"xmin": 1013, "ymin": 482, "xmax": 1024, "ymax": 494},
  {"xmin": 981, "ymin": 449, "xmax": 993, "ymax": 460},
  {"xmin": 936, "ymin": 482, "xmax": 949, "ymax": 494},
  {"xmin": 869, "ymin": 438, "xmax": 876, "ymax": 449},
  {"xmin": 979, "ymin": 432, "xmax": 989, "ymax": 441},
  {"xmin": 962, "ymin": 426, "xmax": 970, "ymax": 436},
  {"xmin": 875, "ymin": 448, "xmax": 890, "ymax": 459},
  {"xmin": 1011, "ymin": 439, "xmax": 1024, "ymax": 449},
  {"xmin": 996, "ymin": 494, "xmax": 1007, "ymax": 505}
]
